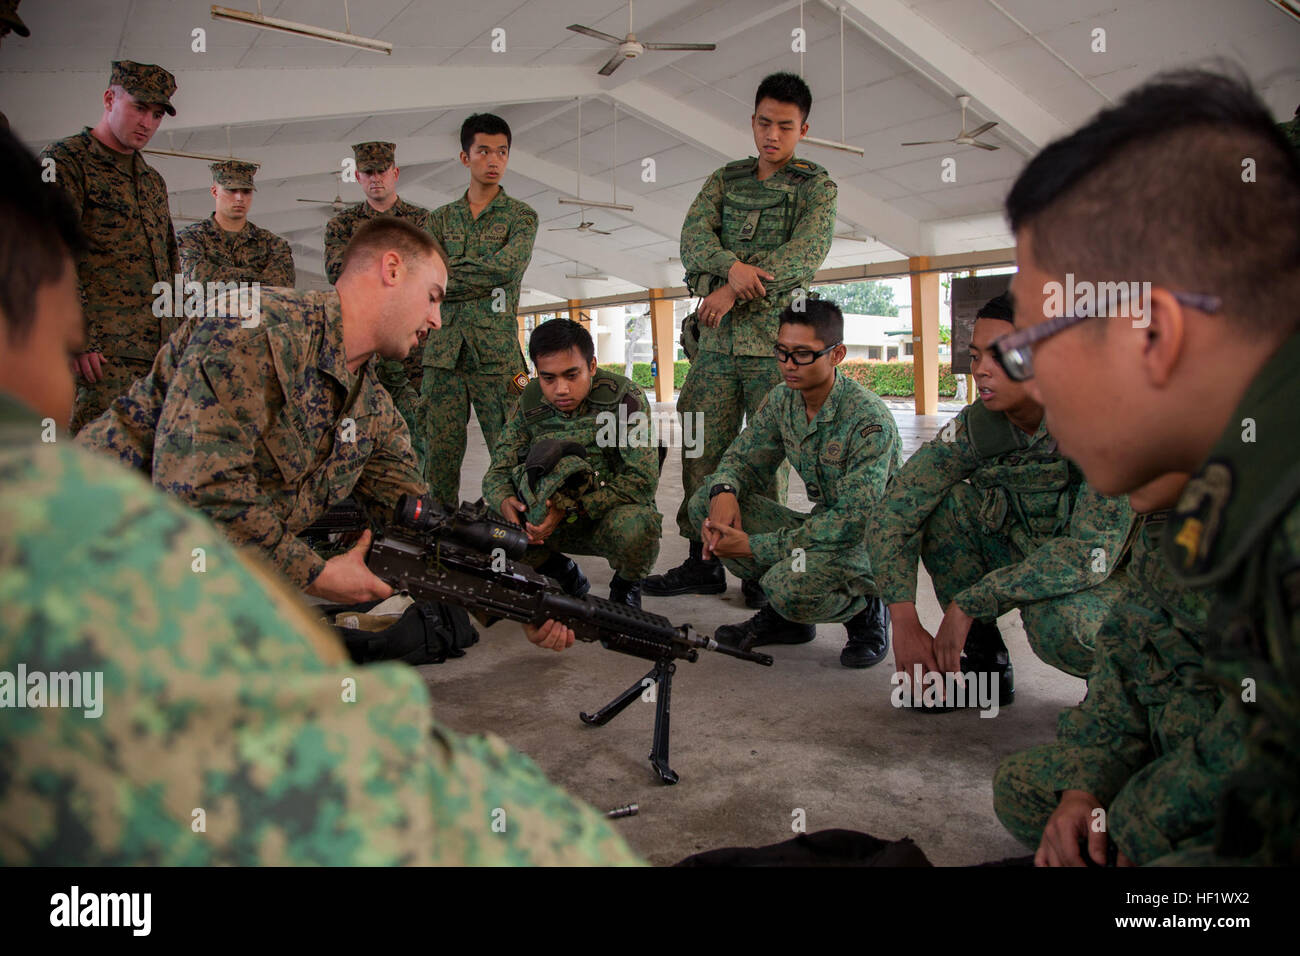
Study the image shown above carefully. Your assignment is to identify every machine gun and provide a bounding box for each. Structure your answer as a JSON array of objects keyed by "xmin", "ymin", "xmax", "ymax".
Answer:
[{"xmin": 362, "ymin": 494, "xmax": 774, "ymax": 784}]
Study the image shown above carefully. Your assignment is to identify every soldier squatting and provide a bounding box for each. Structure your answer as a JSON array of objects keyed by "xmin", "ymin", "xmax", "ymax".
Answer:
[{"xmin": 0, "ymin": 43, "xmax": 1297, "ymax": 868}]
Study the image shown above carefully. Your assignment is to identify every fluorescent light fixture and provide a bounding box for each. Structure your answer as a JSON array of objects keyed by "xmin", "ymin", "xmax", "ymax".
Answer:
[
  {"xmin": 144, "ymin": 148, "xmax": 260, "ymax": 164},
  {"xmin": 803, "ymin": 135, "xmax": 865, "ymax": 156},
  {"xmin": 565, "ymin": 272, "xmax": 610, "ymax": 280},
  {"xmin": 557, "ymin": 197, "xmax": 635, "ymax": 212},
  {"xmin": 210, "ymin": 5, "xmax": 392, "ymax": 55}
]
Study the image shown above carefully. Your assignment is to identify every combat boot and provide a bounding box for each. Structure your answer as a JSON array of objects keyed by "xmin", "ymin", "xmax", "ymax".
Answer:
[
  {"xmin": 715, "ymin": 604, "xmax": 815, "ymax": 652},
  {"xmin": 961, "ymin": 619, "xmax": 1015, "ymax": 706},
  {"xmin": 537, "ymin": 553, "xmax": 590, "ymax": 598},
  {"xmin": 840, "ymin": 597, "xmax": 890, "ymax": 668},
  {"xmin": 643, "ymin": 540, "xmax": 726, "ymax": 596},
  {"xmin": 609, "ymin": 574, "xmax": 643, "ymax": 609},
  {"xmin": 741, "ymin": 579, "xmax": 769, "ymax": 608}
]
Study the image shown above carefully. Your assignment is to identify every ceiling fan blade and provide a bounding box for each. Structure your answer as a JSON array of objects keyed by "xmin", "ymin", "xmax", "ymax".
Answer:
[
  {"xmin": 547, "ymin": 226, "xmax": 580, "ymax": 232},
  {"xmin": 567, "ymin": 24, "xmax": 623, "ymax": 44},
  {"xmin": 966, "ymin": 121, "xmax": 997, "ymax": 138},
  {"xmin": 642, "ymin": 42, "xmax": 717, "ymax": 51},
  {"xmin": 597, "ymin": 51, "xmax": 625, "ymax": 75},
  {"xmin": 971, "ymin": 141, "xmax": 1000, "ymax": 151},
  {"xmin": 591, "ymin": 228, "xmax": 612, "ymax": 235},
  {"xmin": 297, "ymin": 198, "xmax": 335, "ymax": 204},
  {"xmin": 900, "ymin": 140, "xmax": 951, "ymax": 146}
]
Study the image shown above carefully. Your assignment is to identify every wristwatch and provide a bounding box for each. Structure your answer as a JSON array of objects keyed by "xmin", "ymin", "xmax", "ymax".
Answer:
[{"xmin": 709, "ymin": 483, "xmax": 737, "ymax": 499}]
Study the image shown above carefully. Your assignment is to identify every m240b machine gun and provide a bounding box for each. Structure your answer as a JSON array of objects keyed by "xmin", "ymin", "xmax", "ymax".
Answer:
[{"xmin": 365, "ymin": 494, "xmax": 773, "ymax": 784}]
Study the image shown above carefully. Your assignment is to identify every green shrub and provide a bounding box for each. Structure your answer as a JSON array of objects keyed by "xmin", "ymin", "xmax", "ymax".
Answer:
[
  {"xmin": 598, "ymin": 361, "xmax": 689, "ymax": 390},
  {"xmin": 597, "ymin": 360, "xmax": 955, "ymax": 397}
]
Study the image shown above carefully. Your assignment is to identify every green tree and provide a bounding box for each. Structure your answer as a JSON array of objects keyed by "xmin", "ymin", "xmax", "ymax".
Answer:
[{"xmin": 816, "ymin": 281, "xmax": 899, "ymax": 316}]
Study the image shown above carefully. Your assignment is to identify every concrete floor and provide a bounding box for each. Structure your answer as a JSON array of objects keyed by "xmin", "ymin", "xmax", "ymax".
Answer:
[{"xmin": 418, "ymin": 399, "xmax": 1086, "ymax": 866}]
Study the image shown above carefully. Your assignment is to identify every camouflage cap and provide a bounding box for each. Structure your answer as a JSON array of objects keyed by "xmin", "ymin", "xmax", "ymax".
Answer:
[
  {"xmin": 210, "ymin": 159, "xmax": 259, "ymax": 190},
  {"xmin": 109, "ymin": 60, "xmax": 177, "ymax": 116},
  {"xmin": 0, "ymin": 0, "xmax": 30, "ymax": 38},
  {"xmin": 353, "ymin": 141, "xmax": 396, "ymax": 173}
]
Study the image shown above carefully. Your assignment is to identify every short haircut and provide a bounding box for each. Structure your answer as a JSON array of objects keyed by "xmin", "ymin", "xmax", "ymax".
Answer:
[
  {"xmin": 528, "ymin": 317, "xmax": 594, "ymax": 365},
  {"xmin": 755, "ymin": 72, "xmax": 812, "ymax": 122},
  {"xmin": 976, "ymin": 292, "xmax": 1015, "ymax": 323},
  {"xmin": 340, "ymin": 217, "xmax": 447, "ymax": 276},
  {"xmin": 460, "ymin": 113, "xmax": 512, "ymax": 154},
  {"xmin": 779, "ymin": 298, "xmax": 842, "ymax": 346},
  {"xmin": 1005, "ymin": 68, "xmax": 1300, "ymax": 335},
  {"xmin": 0, "ymin": 127, "xmax": 85, "ymax": 344}
]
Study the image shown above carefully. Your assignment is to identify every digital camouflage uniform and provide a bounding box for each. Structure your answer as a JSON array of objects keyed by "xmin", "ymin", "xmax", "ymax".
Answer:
[
  {"xmin": 40, "ymin": 63, "xmax": 180, "ymax": 435},
  {"xmin": 1156, "ymin": 333, "xmax": 1300, "ymax": 865},
  {"xmin": 76, "ymin": 288, "xmax": 426, "ymax": 590},
  {"xmin": 422, "ymin": 187, "xmax": 537, "ymax": 503},
  {"xmin": 687, "ymin": 373, "xmax": 901, "ymax": 623},
  {"xmin": 993, "ymin": 511, "xmax": 1248, "ymax": 863},
  {"xmin": 178, "ymin": 160, "xmax": 294, "ymax": 287},
  {"xmin": 675, "ymin": 156, "xmax": 838, "ymax": 542},
  {"xmin": 324, "ymin": 142, "xmax": 434, "ymax": 458},
  {"xmin": 482, "ymin": 369, "xmax": 661, "ymax": 580},
  {"xmin": 870, "ymin": 400, "xmax": 1136, "ymax": 678},
  {"xmin": 0, "ymin": 391, "xmax": 641, "ymax": 865}
]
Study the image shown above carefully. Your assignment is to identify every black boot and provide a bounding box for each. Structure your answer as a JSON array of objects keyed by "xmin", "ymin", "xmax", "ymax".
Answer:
[
  {"xmin": 537, "ymin": 553, "xmax": 590, "ymax": 598},
  {"xmin": 741, "ymin": 579, "xmax": 769, "ymax": 609},
  {"xmin": 715, "ymin": 604, "xmax": 815, "ymax": 652},
  {"xmin": 609, "ymin": 574, "xmax": 643, "ymax": 609},
  {"xmin": 840, "ymin": 598, "xmax": 890, "ymax": 668},
  {"xmin": 962, "ymin": 619, "xmax": 1015, "ymax": 706},
  {"xmin": 643, "ymin": 540, "xmax": 726, "ymax": 596}
]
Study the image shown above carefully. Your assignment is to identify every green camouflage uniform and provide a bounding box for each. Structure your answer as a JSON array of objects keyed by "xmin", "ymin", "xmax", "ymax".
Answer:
[
  {"xmin": 76, "ymin": 288, "xmax": 426, "ymax": 590},
  {"xmin": 0, "ymin": 391, "xmax": 641, "ymax": 865},
  {"xmin": 1156, "ymin": 332, "xmax": 1300, "ymax": 865},
  {"xmin": 482, "ymin": 370, "xmax": 661, "ymax": 580},
  {"xmin": 41, "ymin": 123, "xmax": 180, "ymax": 435},
  {"xmin": 687, "ymin": 372, "xmax": 901, "ymax": 623},
  {"xmin": 675, "ymin": 156, "xmax": 838, "ymax": 543},
  {"xmin": 324, "ymin": 166, "xmax": 433, "ymax": 457},
  {"xmin": 869, "ymin": 400, "xmax": 1136, "ymax": 678},
  {"xmin": 993, "ymin": 511, "xmax": 1248, "ymax": 863},
  {"xmin": 178, "ymin": 159, "xmax": 294, "ymax": 287},
  {"xmin": 421, "ymin": 187, "xmax": 537, "ymax": 503}
]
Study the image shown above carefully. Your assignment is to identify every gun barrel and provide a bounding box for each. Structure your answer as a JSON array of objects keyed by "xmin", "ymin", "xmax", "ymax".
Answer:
[{"xmin": 689, "ymin": 635, "xmax": 774, "ymax": 666}]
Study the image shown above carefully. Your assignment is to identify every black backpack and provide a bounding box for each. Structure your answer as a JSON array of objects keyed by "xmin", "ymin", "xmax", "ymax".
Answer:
[{"xmin": 324, "ymin": 599, "xmax": 478, "ymax": 666}]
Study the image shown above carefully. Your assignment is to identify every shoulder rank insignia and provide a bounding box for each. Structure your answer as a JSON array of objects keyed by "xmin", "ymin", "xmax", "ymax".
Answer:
[
  {"xmin": 511, "ymin": 371, "xmax": 529, "ymax": 393},
  {"xmin": 860, "ymin": 423, "xmax": 882, "ymax": 438},
  {"xmin": 1170, "ymin": 461, "xmax": 1233, "ymax": 571}
]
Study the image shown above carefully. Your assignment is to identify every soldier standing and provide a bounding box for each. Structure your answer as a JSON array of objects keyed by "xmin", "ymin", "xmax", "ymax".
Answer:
[
  {"xmin": 483, "ymin": 319, "xmax": 661, "ymax": 608},
  {"xmin": 645, "ymin": 72, "xmax": 837, "ymax": 608},
  {"xmin": 871, "ymin": 295, "xmax": 1135, "ymax": 707},
  {"xmin": 178, "ymin": 160, "xmax": 294, "ymax": 286},
  {"xmin": 691, "ymin": 301, "xmax": 900, "ymax": 663},
  {"xmin": 40, "ymin": 60, "xmax": 180, "ymax": 435},
  {"xmin": 324, "ymin": 142, "xmax": 433, "ymax": 456},
  {"xmin": 423, "ymin": 113, "xmax": 538, "ymax": 504}
]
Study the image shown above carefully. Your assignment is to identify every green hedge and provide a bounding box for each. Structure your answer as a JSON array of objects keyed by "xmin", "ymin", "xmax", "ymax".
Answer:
[{"xmin": 600, "ymin": 360, "xmax": 955, "ymax": 398}]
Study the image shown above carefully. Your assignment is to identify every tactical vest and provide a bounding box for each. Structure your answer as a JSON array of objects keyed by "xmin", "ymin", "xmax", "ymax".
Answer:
[
  {"xmin": 719, "ymin": 156, "xmax": 826, "ymax": 258},
  {"xmin": 516, "ymin": 370, "xmax": 642, "ymax": 490},
  {"xmin": 964, "ymin": 400, "xmax": 1079, "ymax": 537}
]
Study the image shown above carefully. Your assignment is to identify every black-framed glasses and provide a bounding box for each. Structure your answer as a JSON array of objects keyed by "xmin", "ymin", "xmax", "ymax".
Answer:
[
  {"xmin": 990, "ymin": 291, "xmax": 1222, "ymax": 382},
  {"xmin": 774, "ymin": 342, "xmax": 841, "ymax": 366}
]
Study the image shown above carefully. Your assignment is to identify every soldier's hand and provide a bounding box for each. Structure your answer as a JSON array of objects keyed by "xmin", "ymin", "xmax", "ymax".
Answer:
[
  {"xmin": 500, "ymin": 496, "xmax": 527, "ymax": 527},
  {"xmin": 703, "ymin": 520, "xmax": 751, "ymax": 559},
  {"xmin": 728, "ymin": 261, "xmax": 774, "ymax": 300},
  {"xmin": 890, "ymin": 603, "xmax": 940, "ymax": 689},
  {"xmin": 934, "ymin": 602, "xmax": 975, "ymax": 675},
  {"xmin": 1036, "ymin": 790, "xmax": 1106, "ymax": 867},
  {"xmin": 698, "ymin": 286, "xmax": 737, "ymax": 327},
  {"xmin": 525, "ymin": 499, "xmax": 564, "ymax": 544},
  {"xmin": 524, "ymin": 618, "xmax": 576, "ymax": 652},
  {"xmin": 305, "ymin": 530, "xmax": 395, "ymax": 605},
  {"xmin": 702, "ymin": 495, "xmax": 741, "ymax": 557},
  {"xmin": 73, "ymin": 351, "xmax": 107, "ymax": 384}
]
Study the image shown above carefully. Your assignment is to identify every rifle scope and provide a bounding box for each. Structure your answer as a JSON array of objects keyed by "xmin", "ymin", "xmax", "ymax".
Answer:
[{"xmin": 395, "ymin": 494, "xmax": 530, "ymax": 560}]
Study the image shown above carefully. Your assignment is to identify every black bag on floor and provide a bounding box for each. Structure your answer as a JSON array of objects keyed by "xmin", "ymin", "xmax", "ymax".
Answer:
[
  {"xmin": 325, "ymin": 599, "xmax": 478, "ymax": 666},
  {"xmin": 674, "ymin": 829, "xmax": 933, "ymax": 867}
]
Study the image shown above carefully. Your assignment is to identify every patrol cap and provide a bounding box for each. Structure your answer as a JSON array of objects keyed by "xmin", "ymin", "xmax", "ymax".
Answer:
[
  {"xmin": 0, "ymin": 0, "xmax": 30, "ymax": 38},
  {"xmin": 353, "ymin": 141, "xmax": 396, "ymax": 173},
  {"xmin": 109, "ymin": 60, "xmax": 177, "ymax": 116},
  {"xmin": 210, "ymin": 159, "xmax": 259, "ymax": 190}
]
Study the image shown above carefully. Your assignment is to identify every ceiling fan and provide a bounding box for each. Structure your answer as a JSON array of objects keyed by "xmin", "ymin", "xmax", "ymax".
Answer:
[
  {"xmin": 297, "ymin": 173, "xmax": 348, "ymax": 213},
  {"xmin": 568, "ymin": 1, "xmax": 717, "ymax": 76},
  {"xmin": 549, "ymin": 211, "xmax": 612, "ymax": 236},
  {"xmin": 901, "ymin": 94, "xmax": 999, "ymax": 151}
]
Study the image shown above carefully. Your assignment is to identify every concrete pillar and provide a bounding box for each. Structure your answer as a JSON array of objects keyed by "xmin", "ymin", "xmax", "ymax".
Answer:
[
  {"xmin": 909, "ymin": 257, "xmax": 940, "ymax": 415},
  {"xmin": 648, "ymin": 289, "xmax": 675, "ymax": 403}
]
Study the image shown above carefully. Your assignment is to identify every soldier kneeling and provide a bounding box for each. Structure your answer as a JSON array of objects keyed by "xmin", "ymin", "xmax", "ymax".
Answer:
[
  {"xmin": 690, "ymin": 301, "xmax": 901, "ymax": 667},
  {"xmin": 482, "ymin": 318, "xmax": 662, "ymax": 608}
]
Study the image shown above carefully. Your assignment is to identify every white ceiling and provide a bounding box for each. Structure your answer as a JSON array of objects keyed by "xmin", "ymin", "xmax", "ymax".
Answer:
[{"xmin": 4, "ymin": 0, "xmax": 1298, "ymax": 304}]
